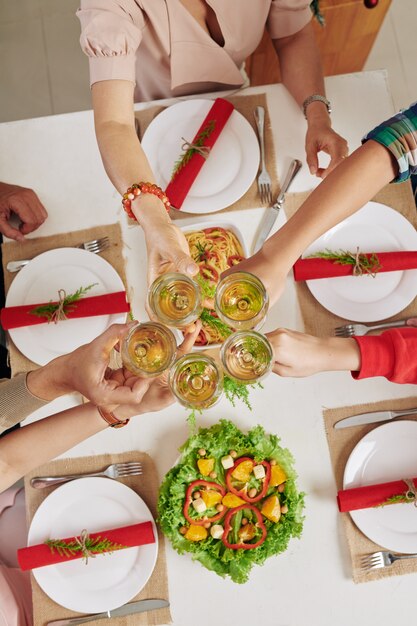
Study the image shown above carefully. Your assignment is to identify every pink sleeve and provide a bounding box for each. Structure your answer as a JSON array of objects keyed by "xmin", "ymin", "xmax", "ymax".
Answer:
[
  {"xmin": 267, "ymin": 0, "xmax": 312, "ymax": 39},
  {"xmin": 352, "ymin": 328, "xmax": 417, "ymax": 384},
  {"xmin": 76, "ymin": 0, "xmax": 145, "ymax": 86}
]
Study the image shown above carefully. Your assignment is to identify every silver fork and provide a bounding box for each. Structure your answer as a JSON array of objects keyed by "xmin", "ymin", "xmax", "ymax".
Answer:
[
  {"xmin": 361, "ymin": 551, "xmax": 417, "ymax": 571},
  {"xmin": 254, "ymin": 106, "xmax": 272, "ymax": 205},
  {"xmin": 30, "ymin": 461, "xmax": 142, "ymax": 489},
  {"xmin": 334, "ymin": 318, "xmax": 414, "ymax": 337},
  {"xmin": 6, "ymin": 237, "xmax": 110, "ymax": 273}
]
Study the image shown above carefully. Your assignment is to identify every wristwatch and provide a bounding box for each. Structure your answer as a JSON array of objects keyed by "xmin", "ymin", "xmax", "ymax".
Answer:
[
  {"xmin": 302, "ymin": 95, "xmax": 332, "ymax": 119},
  {"xmin": 97, "ymin": 406, "xmax": 130, "ymax": 428}
]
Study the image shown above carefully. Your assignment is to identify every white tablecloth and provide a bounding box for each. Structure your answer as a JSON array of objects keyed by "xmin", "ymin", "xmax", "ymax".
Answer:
[{"xmin": 1, "ymin": 71, "xmax": 415, "ymax": 626}]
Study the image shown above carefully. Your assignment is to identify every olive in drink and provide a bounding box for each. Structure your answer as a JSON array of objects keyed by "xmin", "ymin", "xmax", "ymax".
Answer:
[
  {"xmin": 220, "ymin": 331, "xmax": 273, "ymax": 384},
  {"xmin": 148, "ymin": 272, "xmax": 202, "ymax": 327},
  {"xmin": 215, "ymin": 271, "xmax": 269, "ymax": 331},
  {"xmin": 169, "ymin": 354, "xmax": 223, "ymax": 409},
  {"xmin": 121, "ymin": 321, "xmax": 177, "ymax": 377}
]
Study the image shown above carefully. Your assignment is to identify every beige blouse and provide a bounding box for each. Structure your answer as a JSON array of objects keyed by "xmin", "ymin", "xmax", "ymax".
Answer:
[
  {"xmin": 0, "ymin": 374, "xmax": 48, "ymax": 435},
  {"xmin": 77, "ymin": 0, "xmax": 312, "ymax": 102}
]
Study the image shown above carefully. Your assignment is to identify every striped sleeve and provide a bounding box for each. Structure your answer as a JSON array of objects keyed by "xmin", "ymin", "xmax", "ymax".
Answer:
[{"xmin": 362, "ymin": 102, "xmax": 417, "ymax": 183}]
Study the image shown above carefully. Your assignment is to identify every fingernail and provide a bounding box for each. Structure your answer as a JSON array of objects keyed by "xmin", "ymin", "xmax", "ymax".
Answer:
[
  {"xmin": 309, "ymin": 166, "xmax": 316, "ymax": 175},
  {"xmin": 187, "ymin": 263, "xmax": 198, "ymax": 275}
]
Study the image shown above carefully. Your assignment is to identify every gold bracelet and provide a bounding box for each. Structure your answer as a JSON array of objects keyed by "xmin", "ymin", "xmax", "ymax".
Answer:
[{"xmin": 96, "ymin": 406, "xmax": 130, "ymax": 429}]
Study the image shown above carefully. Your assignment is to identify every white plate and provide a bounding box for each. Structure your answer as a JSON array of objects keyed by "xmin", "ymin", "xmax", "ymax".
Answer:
[
  {"xmin": 28, "ymin": 477, "xmax": 158, "ymax": 614},
  {"xmin": 304, "ymin": 202, "xmax": 417, "ymax": 322},
  {"xmin": 343, "ymin": 421, "xmax": 417, "ymax": 553},
  {"xmin": 141, "ymin": 99, "xmax": 260, "ymax": 213},
  {"xmin": 180, "ymin": 220, "xmax": 248, "ymax": 350},
  {"xmin": 6, "ymin": 248, "xmax": 127, "ymax": 365}
]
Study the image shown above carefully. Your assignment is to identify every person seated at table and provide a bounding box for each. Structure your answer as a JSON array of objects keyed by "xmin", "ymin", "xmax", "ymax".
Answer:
[
  {"xmin": 235, "ymin": 101, "xmax": 417, "ymax": 306},
  {"xmin": 266, "ymin": 323, "xmax": 417, "ymax": 384},
  {"xmin": 0, "ymin": 182, "xmax": 48, "ymax": 379},
  {"xmin": 0, "ymin": 320, "xmax": 200, "ymax": 491},
  {"xmin": 76, "ymin": 0, "xmax": 348, "ymax": 286},
  {"xmin": 0, "ymin": 182, "xmax": 47, "ymax": 243},
  {"xmin": 0, "ymin": 321, "xmax": 199, "ymax": 626}
]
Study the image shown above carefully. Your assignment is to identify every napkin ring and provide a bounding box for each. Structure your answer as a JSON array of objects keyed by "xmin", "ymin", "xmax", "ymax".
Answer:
[
  {"xmin": 97, "ymin": 406, "xmax": 130, "ymax": 429},
  {"xmin": 122, "ymin": 182, "xmax": 171, "ymax": 222}
]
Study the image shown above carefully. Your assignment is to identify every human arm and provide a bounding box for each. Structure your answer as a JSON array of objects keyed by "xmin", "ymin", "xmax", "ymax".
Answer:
[
  {"xmin": 233, "ymin": 138, "xmax": 398, "ymax": 305},
  {"xmin": 271, "ymin": 20, "xmax": 348, "ymax": 177},
  {"xmin": 91, "ymin": 81, "xmax": 198, "ymax": 285},
  {"xmin": 0, "ymin": 182, "xmax": 48, "ymax": 241},
  {"xmin": 266, "ymin": 327, "xmax": 361, "ymax": 377},
  {"xmin": 352, "ymin": 326, "xmax": 417, "ymax": 384},
  {"xmin": 0, "ymin": 322, "xmax": 168, "ymax": 435},
  {"xmin": 0, "ymin": 322, "xmax": 202, "ymax": 492}
]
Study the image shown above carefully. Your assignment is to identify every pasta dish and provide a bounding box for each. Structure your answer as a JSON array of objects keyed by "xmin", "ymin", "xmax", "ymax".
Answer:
[{"xmin": 184, "ymin": 226, "xmax": 245, "ymax": 345}]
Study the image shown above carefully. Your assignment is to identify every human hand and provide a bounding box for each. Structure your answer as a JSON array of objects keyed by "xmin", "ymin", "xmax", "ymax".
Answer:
[
  {"xmin": 27, "ymin": 322, "xmax": 150, "ymax": 405},
  {"xmin": 0, "ymin": 182, "xmax": 48, "ymax": 241},
  {"xmin": 105, "ymin": 320, "xmax": 202, "ymax": 418},
  {"xmin": 305, "ymin": 121, "xmax": 349, "ymax": 179},
  {"xmin": 145, "ymin": 221, "xmax": 199, "ymax": 286},
  {"xmin": 266, "ymin": 328, "xmax": 361, "ymax": 377},
  {"xmin": 220, "ymin": 248, "xmax": 287, "ymax": 308}
]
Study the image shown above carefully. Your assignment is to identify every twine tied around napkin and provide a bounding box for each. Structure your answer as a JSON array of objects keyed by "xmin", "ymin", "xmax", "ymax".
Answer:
[
  {"xmin": 180, "ymin": 137, "xmax": 211, "ymax": 159},
  {"xmin": 49, "ymin": 289, "xmax": 68, "ymax": 324},
  {"xmin": 403, "ymin": 478, "xmax": 417, "ymax": 506},
  {"xmin": 74, "ymin": 529, "xmax": 96, "ymax": 565}
]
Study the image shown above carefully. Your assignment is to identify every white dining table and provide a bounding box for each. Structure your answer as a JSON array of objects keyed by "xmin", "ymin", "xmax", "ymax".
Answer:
[{"xmin": 0, "ymin": 70, "xmax": 415, "ymax": 626}]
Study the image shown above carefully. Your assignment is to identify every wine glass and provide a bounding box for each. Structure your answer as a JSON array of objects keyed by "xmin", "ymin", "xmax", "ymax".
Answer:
[
  {"xmin": 121, "ymin": 321, "xmax": 177, "ymax": 377},
  {"xmin": 214, "ymin": 271, "xmax": 269, "ymax": 331},
  {"xmin": 220, "ymin": 330, "xmax": 273, "ymax": 384},
  {"xmin": 168, "ymin": 353, "xmax": 223, "ymax": 409},
  {"xmin": 148, "ymin": 272, "xmax": 202, "ymax": 327}
]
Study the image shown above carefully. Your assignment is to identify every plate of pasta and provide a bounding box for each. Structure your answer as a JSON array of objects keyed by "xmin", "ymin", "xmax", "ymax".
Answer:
[{"xmin": 181, "ymin": 222, "xmax": 248, "ymax": 348}]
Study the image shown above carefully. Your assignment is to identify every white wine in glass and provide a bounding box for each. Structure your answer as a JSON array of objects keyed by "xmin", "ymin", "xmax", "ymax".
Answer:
[
  {"xmin": 215, "ymin": 271, "xmax": 269, "ymax": 331},
  {"xmin": 121, "ymin": 321, "xmax": 177, "ymax": 378},
  {"xmin": 148, "ymin": 272, "xmax": 202, "ymax": 327},
  {"xmin": 169, "ymin": 353, "xmax": 223, "ymax": 409},
  {"xmin": 220, "ymin": 330, "xmax": 273, "ymax": 384}
]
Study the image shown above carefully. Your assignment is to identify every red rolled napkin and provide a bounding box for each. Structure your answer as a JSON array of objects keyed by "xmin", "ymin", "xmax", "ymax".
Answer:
[
  {"xmin": 165, "ymin": 97, "xmax": 234, "ymax": 209},
  {"xmin": 17, "ymin": 521, "xmax": 155, "ymax": 571},
  {"xmin": 1, "ymin": 291, "xmax": 130, "ymax": 330},
  {"xmin": 337, "ymin": 477, "xmax": 417, "ymax": 512},
  {"xmin": 293, "ymin": 251, "xmax": 417, "ymax": 282}
]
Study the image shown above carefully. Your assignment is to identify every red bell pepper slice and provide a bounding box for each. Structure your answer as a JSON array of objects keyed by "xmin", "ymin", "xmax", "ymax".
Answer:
[
  {"xmin": 199, "ymin": 263, "xmax": 219, "ymax": 282},
  {"xmin": 183, "ymin": 480, "xmax": 226, "ymax": 526},
  {"xmin": 203, "ymin": 227, "xmax": 227, "ymax": 236},
  {"xmin": 222, "ymin": 504, "xmax": 267, "ymax": 550},
  {"xmin": 226, "ymin": 457, "xmax": 271, "ymax": 503}
]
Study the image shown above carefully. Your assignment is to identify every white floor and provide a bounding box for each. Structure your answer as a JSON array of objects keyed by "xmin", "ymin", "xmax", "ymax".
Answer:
[{"xmin": 0, "ymin": 0, "xmax": 416, "ymax": 122}]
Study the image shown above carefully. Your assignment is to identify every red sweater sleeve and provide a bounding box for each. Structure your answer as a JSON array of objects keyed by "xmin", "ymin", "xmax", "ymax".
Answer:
[{"xmin": 352, "ymin": 328, "xmax": 417, "ymax": 384}]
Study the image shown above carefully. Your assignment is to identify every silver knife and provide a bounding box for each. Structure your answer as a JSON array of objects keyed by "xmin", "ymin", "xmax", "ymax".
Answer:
[
  {"xmin": 253, "ymin": 158, "xmax": 302, "ymax": 253},
  {"xmin": 47, "ymin": 599, "xmax": 170, "ymax": 626},
  {"xmin": 334, "ymin": 407, "xmax": 417, "ymax": 429}
]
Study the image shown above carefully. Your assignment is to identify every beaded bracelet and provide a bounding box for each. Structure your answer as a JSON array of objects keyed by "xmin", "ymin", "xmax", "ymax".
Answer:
[{"xmin": 122, "ymin": 182, "xmax": 171, "ymax": 221}]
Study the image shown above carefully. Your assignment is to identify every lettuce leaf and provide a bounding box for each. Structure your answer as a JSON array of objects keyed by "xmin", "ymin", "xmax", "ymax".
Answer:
[{"xmin": 158, "ymin": 419, "xmax": 305, "ymax": 583}]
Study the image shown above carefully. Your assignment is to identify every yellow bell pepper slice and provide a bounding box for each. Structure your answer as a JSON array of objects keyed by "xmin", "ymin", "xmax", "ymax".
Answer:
[
  {"xmin": 222, "ymin": 492, "xmax": 246, "ymax": 508},
  {"xmin": 270, "ymin": 464, "xmax": 287, "ymax": 487},
  {"xmin": 261, "ymin": 494, "xmax": 281, "ymax": 523},
  {"xmin": 185, "ymin": 525, "xmax": 208, "ymax": 541},
  {"xmin": 197, "ymin": 458, "xmax": 215, "ymax": 476}
]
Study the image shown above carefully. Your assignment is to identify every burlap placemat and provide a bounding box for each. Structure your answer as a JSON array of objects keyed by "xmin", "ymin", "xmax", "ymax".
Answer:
[
  {"xmin": 323, "ymin": 397, "xmax": 417, "ymax": 583},
  {"xmin": 24, "ymin": 451, "xmax": 172, "ymax": 625},
  {"xmin": 1, "ymin": 223, "xmax": 127, "ymax": 376},
  {"xmin": 284, "ymin": 181, "xmax": 417, "ymax": 336},
  {"xmin": 135, "ymin": 92, "xmax": 279, "ymax": 217}
]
